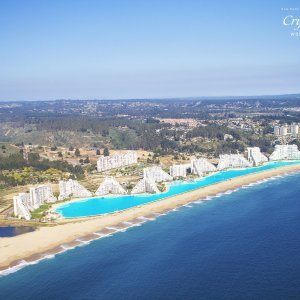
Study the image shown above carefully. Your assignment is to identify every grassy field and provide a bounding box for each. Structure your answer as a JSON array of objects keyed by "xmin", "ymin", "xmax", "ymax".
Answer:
[
  {"xmin": 0, "ymin": 142, "xmax": 20, "ymax": 156},
  {"xmin": 31, "ymin": 204, "xmax": 51, "ymax": 219},
  {"xmin": 0, "ymin": 123, "xmax": 108, "ymax": 148}
]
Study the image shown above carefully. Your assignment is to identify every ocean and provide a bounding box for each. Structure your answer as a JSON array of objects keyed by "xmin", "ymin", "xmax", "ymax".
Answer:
[
  {"xmin": 0, "ymin": 226, "xmax": 35, "ymax": 237},
  {"xmin": 1, "ymin": 172, "xmax": 300, "ymax": 299}
]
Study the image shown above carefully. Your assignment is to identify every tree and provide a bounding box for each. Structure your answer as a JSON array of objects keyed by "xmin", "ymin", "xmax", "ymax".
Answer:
[
  {"xmin": 84, "ymin": 156, "xmax": 90, "ymax": 164},
  {"xmin": 0, "ymin": 153, "xmax": 26, "ymax": 170},
  {"xmin": 289, "ymin": 139, "xmax": 300, "ymax": 148},
  {"xmin": 102, "ymin": 129, "xmax": 109, "ymax": 137},
  {"xmin": 69, "ymin": 146, "xmax": 74, "ymax": 151},
  {"xmin": 75, "ymin": 148, "xmax": 81, "ymax": 156},
  {"xmin": 53, "ymin": 191, "xmax": 60, "ymax": 199},
  {"xmin": 96, "ymin": 149, "xmax": 101, "ymax": 155},
  {"xmin": 103, "ymin": 147, "xmax": 110, "ymax": 156},
  {"xmin": 50, "ymin": 145, "xmax": 57, "ymax": 151},
  {"xmin": 28, "ymin": 153, "xmax": 40, "ymax": 162},
  {"xmin": 58, "ymin": 152, "xmax": 63, "ymax": 158}
]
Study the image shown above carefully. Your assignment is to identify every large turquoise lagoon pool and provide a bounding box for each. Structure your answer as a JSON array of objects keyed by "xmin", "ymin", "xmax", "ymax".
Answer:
[{"xmin": 55, "ymin": 161, "xmax": 300, "ymax": 218}]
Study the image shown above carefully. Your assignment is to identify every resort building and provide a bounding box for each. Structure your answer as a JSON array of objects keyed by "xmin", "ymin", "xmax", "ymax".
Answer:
[
  {"xmin": 191, "ymin": 158, "xmax": 216, "ymax": 176},
  {"xmin": 13, "ymin": 184, "xmax": 57, "ymax": 220},
  {"xmin": 247, "ymin": 147, "xmax": 268, "ymax": 166},
  {"xmin": 274, "ymin": 123, "xmax": 299, "ymax": 137},
  {"xmin": 269, "ymin": 144, "xmax": 300, "ymax": 161},
  {"xmin": 58, "ymin": 179, "xmax": 92, "ymax": 200},
  {"xmin": 143, "ymin": 166, "xmax": 173, "ymax": 182},
  {"xmin": 169, "ymin": 164, "xmax": 189, "ymax": 178},
  {"xmin": 131, "ymin": 178, "xmax": 160, "ymax": 194},
  {"xmin": 95, "ymin": 176, "xmax": 126, "ymax": 196},
  {"xmin": 29, "ymin": 184, "xmax": 57, "ymax": 210},
  {"xmin": 274, "ymin": 125, "xmax": 288, "ymax": 136},
  {"xmin": 217, "ymin": 154, "xmax": 251, "ymax": 170},
  {"xmin": 281, "ymin": 125, "xmax": 288, "ymax": 136},
  {"xmin": 97, "ymin": 151, "xmax": 138, "ymax": 172},
  {"xmin": 274, "ymin": 126, "xmax": 280, "ymax": 136},
  {"xmin": 13, "ymin": 193, "xmax": 31, "ymax": 220},
  {"xmin": 291, "ymin": 123, "xmax": 299, "ymax": 137}
]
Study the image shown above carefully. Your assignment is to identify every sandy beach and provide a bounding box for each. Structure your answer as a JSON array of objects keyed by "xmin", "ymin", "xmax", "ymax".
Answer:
[{"xmin": 1, "ymin": 163, "xmax": 300, "ymax": 272}]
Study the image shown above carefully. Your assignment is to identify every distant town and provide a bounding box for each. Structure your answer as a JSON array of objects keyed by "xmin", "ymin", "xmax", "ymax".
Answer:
[{"xmin": 1, "ymin": 96, "xmax": 300, "ymax": 223}]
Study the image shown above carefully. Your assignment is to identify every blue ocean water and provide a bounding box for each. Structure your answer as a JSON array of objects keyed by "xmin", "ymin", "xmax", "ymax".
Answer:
[
  {"xmin": 0, "ymin": 226, "xmax": 35, "ymax": 237},
  {"xmin": 1, "ymin": 171, "xmax": 300, "ymax": 299},
  {"xmin": 56, "ymin": 161, "xmax": 300, "ymax": 218}
]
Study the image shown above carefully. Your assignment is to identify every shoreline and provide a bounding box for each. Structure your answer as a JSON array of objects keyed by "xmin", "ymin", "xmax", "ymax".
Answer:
[{"xmin": 1, "ymin": 163, "xmax": 300, "ymax": 273}]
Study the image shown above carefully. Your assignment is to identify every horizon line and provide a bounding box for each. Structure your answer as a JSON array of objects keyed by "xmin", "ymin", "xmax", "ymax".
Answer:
[{"xmin": 1, "ymin": 92, "xmax": 300, "ymax": 103}]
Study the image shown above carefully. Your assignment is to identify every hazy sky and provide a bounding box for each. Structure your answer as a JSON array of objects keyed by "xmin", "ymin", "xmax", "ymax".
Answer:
[{"xmin": 0, "ymin": 0, "xmax": 299, "ymax": 100}]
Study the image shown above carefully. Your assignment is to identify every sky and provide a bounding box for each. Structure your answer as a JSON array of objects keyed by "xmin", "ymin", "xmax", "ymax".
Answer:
[{"xmin": 0, "ymin": 0, "xmax": 299, "ymax": 100}]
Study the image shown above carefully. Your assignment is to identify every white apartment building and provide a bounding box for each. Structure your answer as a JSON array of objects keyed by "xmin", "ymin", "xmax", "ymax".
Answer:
[
  {"xmin": 131, "ymin": 178, "xmax": 160, "ymax": 194},
  {"xmin": 274, "ymin": 126, "xmax": 280, "ymax": 136},
  {"xmin": 143, "ymin": 166, "xmax": 173, "ymax": 182},
  {"xmin": 169, "ymin": 164, "xmax": 188, "ymax": 178},
  {"xmin": 13, "ymin": 193, "xmax": 31, "ymax": 220},
  {"xmin": 274, "ymin": 123, "xmax": 299, "ymax": 137},
  {"xmin": 247, "ymin": 147, "xmax": 268, "ymax": 166},
  {"xmin": 95, "ymin": 176, "xmax": 126, "ymax": 196},
  {"xmin": 217, "ymin": 154, "xmax": 251, "ymax": 170},
  {"xmin": 58, "ymin": 179, "xmax": 92, "ymax": 200},
  {"xmin": 97, "ymin": 151, "xmax": 138, "ymax": 172},
  {"xmin": 13, "ymin": 184, "xmax": 57, "ymax": 220},
  {"xmin": 191, "ymin": 158, "xmax": 216, "ymax": 176},
  {"xmin": 269, "ymin": 144, "xmax": 300, "ymax": 161},
  {"xmin": 281, "ymin": 125, "xmax": 288, "ymax": 136},
  {"xmin": 29, "ymin": 184, "xmax": 57, "ymax": 210},
  {"xmin": 291, "ymin": 123, "xmax": 299, "ymax": 136}
]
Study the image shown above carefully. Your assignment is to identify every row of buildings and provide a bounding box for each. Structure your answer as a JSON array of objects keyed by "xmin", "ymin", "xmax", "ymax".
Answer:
[
  {"xmin": 13, "ymin": 145, "xmax": 300, "ymax": 220},
  {"xmin": 13, "ymin": 185, "xmax": 57, "ymax": 220},
  {"xmin": 169, "ymin": 147, "xmax": 267, "ymax": 178},
  {"xmin": 14, "ymin": 165, "xmax": 175, "ymax": 220},
  {"xmin": 274, "ymin": 123, "xmax": 299, "ymax": 137},
  {"xmin": 97, "ymin": 151, "xmax": 138, "ymax": 172},
  {"xmin": 94, "ymin": 166, "xmax": 175, "ymax": 196},
  {"xmin": 95, "ymin": 148, "xmax": 271, "ymax": 197},
  {"xmin": 169, "ymin": 145, "xmax": 300, "ymax": 178}
]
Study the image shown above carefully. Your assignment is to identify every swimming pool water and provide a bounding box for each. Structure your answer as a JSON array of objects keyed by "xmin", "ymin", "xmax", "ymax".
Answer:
[{"xmin": 55, "ymin": 161, "xmax": 300, "ymax": 218}]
